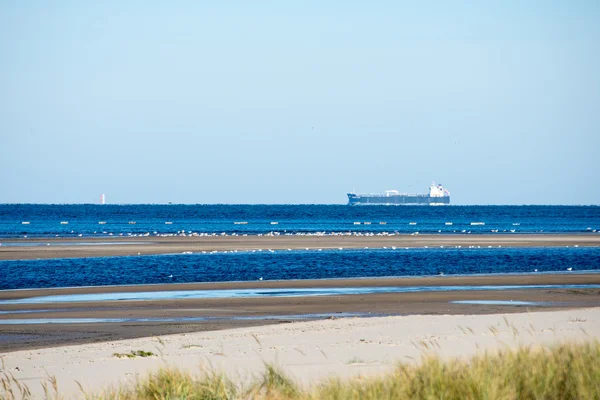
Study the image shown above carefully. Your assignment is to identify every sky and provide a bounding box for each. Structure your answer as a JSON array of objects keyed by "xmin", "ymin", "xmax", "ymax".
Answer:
[{"xmin": 1, "ymin": 1, "xmax": 599, "ymax": 205}]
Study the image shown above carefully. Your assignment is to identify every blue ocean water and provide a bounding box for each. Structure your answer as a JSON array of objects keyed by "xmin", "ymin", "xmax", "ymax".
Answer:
[
  {"xmin": 1, "ymin": 205, "xmax": 599, "ymax": 291},
  {"xmin": 2, "ymin": 247, "xmax": 600, "ymax": 290},
  {"xmin": 0, "ymin": 204, "xmax": 599, "ymax": 238}
]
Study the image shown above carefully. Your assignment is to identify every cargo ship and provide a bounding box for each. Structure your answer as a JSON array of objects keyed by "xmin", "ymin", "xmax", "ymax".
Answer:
[{"xmin": 347, "ymin": 182, "xmax": 450, "ymax": 205}]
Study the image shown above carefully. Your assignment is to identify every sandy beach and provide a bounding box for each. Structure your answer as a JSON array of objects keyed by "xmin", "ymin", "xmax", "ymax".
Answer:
[
  {"xmin": 1, "ymin": 308, "xmax": 598, "ymax": 399},
  {"xmin": 1, "ymin": 233, "xmax": 599, "ymax": 260}
]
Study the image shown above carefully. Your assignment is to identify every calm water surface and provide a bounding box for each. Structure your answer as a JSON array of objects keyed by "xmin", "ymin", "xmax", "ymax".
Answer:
[{"xmin": 2, "ymin": 247, "xmax": 599, "ymax": 290}]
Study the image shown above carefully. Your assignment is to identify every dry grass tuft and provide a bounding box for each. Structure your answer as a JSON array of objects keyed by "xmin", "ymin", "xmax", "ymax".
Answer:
[{"xmin": 113, "ymin": 350, "xmax": 155, "ymax": 359}]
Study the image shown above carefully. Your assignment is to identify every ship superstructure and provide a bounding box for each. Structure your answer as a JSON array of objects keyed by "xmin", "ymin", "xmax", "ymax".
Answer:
[{"xmin": 347, "ymin": 182, "xmax": 450, "ymax": 205}]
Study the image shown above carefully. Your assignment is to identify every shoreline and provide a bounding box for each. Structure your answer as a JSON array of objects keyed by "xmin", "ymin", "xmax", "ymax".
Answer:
[
  {"xmin": 2, "ymin": 235, "xmax": 600, "ymax": 363},
  {"xmin": 1, "ymin": 233, "xmax": 599, "ymax": 260}
]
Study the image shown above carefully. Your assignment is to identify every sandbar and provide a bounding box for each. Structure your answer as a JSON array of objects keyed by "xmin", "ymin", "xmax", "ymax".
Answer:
[{"xmin": 1, "ymin": 233, "xmax": 599, "ymax": 260}]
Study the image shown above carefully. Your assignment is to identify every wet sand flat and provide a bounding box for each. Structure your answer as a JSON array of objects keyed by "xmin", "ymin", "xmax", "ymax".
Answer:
[
  {"xmin": 1, "ymin": 233, "xmax": 599, "ymax": 260},
  {"xmin": 1, "ymin": 274, "xmax": 599, "ymax": 352}
]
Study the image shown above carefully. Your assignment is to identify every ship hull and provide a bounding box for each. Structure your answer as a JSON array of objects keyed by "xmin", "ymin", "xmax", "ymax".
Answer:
[{"xmin": 347, "ymin": 194, "xmax": 450, "ymax": 205}]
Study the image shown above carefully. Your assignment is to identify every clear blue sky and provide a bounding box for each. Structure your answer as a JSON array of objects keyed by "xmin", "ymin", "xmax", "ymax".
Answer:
[{"xmin": 1, "ymin": 1, "xmax": 598, "ymax": 204}]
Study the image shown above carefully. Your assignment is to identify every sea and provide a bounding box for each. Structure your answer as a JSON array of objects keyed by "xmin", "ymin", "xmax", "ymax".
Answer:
[{"xmin": 1, "ymin": 204, "xmax": 599, "ymax": 291}]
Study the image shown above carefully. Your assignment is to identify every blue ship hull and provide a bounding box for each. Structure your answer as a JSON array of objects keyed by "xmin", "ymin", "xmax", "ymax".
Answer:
[{"xmin": 347, "ymin": 193, "xmax": 450, "ymax": 205}]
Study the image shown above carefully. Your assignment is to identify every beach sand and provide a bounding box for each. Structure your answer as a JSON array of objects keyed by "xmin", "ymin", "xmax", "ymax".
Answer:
[
  {"xmin": 1, "ymin": 233, "xmax": 599, "ymax": 260},
  {"xmin": 1, "ymin": 308, "xmax": 599, "ymax": 399}
]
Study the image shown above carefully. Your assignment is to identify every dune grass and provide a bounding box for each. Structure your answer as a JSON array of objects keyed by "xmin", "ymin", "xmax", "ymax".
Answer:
[
  {"xmin": 2, "ymin": 341, "xmax": 599, "ymax": 399},
  {"xmin": 314, "ymin": 341, "xmax": 600, "ymax": 400}
]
